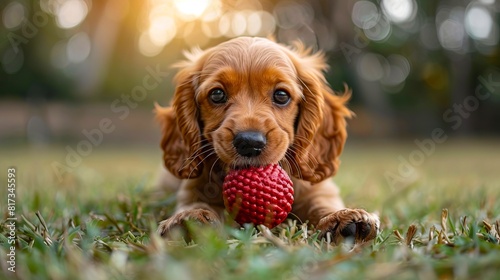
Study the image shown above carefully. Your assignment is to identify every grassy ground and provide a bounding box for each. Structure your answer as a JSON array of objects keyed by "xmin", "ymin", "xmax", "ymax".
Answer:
[{"xmin": 1, "ymin": 139, "xmax": 499, "ymax": 279}]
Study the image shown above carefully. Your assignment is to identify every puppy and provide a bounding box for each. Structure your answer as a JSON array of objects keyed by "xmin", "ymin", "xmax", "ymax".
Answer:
[{"xmin": 155, "ymin": 37, "xmax": 379, "ymax": 244}]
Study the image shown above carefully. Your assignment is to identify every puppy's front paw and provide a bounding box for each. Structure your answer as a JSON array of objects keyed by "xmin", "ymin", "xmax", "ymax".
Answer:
[
  {"xmin": 157, "ymin": 209, "xmax": 221, "ymax": 238},
  {"xmin": 317, "ymin": 209, "xmax": 379, "ymax": 245}
]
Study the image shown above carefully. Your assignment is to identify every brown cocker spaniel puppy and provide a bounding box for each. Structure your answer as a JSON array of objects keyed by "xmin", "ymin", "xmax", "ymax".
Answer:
[{"xmin": 156, "ymin": 37, "xmax": 379, "ymax": 244}]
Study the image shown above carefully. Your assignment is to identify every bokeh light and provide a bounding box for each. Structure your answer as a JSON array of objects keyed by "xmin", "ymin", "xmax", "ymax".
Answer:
[
  {"xmin": 137, "ymin": 0, "xmax": 280, "ymax": 56},
  {"xmin": 138, "ymin": 32, "xmax": 164, "ymax": 57},
  {"xmin": 363, "ymin": 16, "xmax": 391, "ymax": 42},
  {"xmin": 201, "ymin": 0, "xmax": 222, "ymax": 22},
  {"xmin": 358, "ymin": 53, "xmax": 387, "ymax": 82},
  {"xmin": 381, "ymin": 0, "xmax": 417, "ymax": 23},
  {"xmin": 247, "ymin": 11, "xmax": 263, "ymax": 36},
  {"xmin": 352, "ymin": 1, "xmax": 380, "ymax": 29},
  {"xmin": 352, "ymin": 1, "xmax": 392, "ymax": 42},
  {"xmin": 357, "ymin": 52, "xmax": 411, "ymax": 89},
  {"xmin": 464, "ymin": 3, "xmax": 498, "ymax": 47},
  {"xmin": 231, "ymin": 11, "xmax": 247, "ymax": 36},
  {"xmin": 2, "ymin": 1, "xmax": 25, "ymax": 30},
  {"xmin": 55, "ymin": 0, "xmax": 89, "ymax": 29},
  {"xmin": 436, "ymin": 7, "xmax": 466, "ymax": 52},
  {"xmin": 381, "ymin": 54, "xmax": 411, "ymax": 88},
  {"xmin": 465, "ymin": 5, "xmax": 492, "ymax": 40},
  {"xmin": 67, "ymin": 32, "xmax": 91, "ymax": 63},
  {"xmin": 218, "ymin": 12, "xmax": 232, "ymax": 37},
  {"xmin": 274, "ymin": 1, "xmax": 314, "ymax": 30},
  {"xmin": 138, "ymin": 0, "xmax": 226, "ymax": 55},
  {"xmin": 438, "ymin": 19, "xmax": 465, "ymax": 51},
  {"xmin": 148, "ymin": 16, "xmax": 177, "ymax": 46}
]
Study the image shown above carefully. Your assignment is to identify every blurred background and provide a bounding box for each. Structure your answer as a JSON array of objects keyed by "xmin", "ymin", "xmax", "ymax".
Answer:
[{"xmin": 1, "ymin": 0, "xmax": 500, "ymax": 150}]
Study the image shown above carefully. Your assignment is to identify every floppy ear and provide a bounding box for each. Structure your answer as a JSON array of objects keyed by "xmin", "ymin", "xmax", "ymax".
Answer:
[
  {"xmin": 155, "ymin": 51, "xmax": 205, "ymax": 179},
  {"xmin": 287, "ymin": 44, "xmax": 352, "ymax": 183}
]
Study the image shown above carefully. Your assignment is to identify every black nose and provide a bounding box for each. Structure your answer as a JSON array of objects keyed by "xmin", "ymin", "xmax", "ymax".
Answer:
[{"xmin": 233, "ymin": 131, "xmax": 266, "ymax": 157}]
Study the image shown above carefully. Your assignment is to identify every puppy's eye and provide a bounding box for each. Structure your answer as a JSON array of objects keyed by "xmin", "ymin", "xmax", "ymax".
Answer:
[
  {"xmin": 273, "ymin": 90, "xmax": 291, "ymax": 106},
  {"xmin": 210, "ymin": 89, "xmax": 227, "ymax": 104}
]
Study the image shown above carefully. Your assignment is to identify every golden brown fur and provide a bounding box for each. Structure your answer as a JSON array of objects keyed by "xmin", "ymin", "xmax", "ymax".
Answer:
[{"xmin": 156, "ymin": 37, "xmax": 379, "ymax": 244}]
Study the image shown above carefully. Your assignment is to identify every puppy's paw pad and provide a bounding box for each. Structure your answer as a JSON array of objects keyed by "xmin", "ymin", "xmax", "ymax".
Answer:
[{"xmin": 317, "ymin": 209, "xmax": 379, "ymax": 244}]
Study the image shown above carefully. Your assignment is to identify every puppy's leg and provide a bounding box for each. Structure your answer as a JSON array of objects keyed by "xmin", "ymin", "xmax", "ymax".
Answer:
[
  {"xmin": 293, "ymin": 179, "xmax": 379, "ymax": 244},
  {"xmin": 157, "ymin": 177, "xmax": 225, "ymax": 238},
  {"xmin": 157, "ymin": 204, "xmax": 222, "ymax": 237}
]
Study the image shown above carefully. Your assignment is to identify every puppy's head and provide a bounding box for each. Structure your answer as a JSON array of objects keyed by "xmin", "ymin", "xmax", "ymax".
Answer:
[{"xmin": 157, "ymin": 37, "xmax": 351, "ymax": 183}]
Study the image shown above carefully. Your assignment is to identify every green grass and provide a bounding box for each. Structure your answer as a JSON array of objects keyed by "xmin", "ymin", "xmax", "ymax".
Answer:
[{"xmin": 1, "ymin": 139, "xmax": 500, "ymax": 279}]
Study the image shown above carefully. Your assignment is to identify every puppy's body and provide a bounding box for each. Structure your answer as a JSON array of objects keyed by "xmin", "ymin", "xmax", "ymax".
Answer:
[{"xmin": 156, "ymin": 37, "xmax": 379, "ymax": 244}]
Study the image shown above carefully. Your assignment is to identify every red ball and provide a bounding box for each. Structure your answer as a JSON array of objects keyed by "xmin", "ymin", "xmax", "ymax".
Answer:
[{"xmin": 222, "ymin": 164, "xmax": 294, "ymax": 229}]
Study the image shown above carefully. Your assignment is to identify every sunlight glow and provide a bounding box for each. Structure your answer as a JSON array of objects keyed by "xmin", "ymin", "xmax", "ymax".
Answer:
[
  {"xmin": 138, "ymin": 0, "xmax": 275, "ymax": 55},
  {"xmin": 174, "ymin": 0, "xmax": 212, "ymax": 21},
  {"xmin": 148, "ymin": 16, "xmax": 177, "ymax": 46},
  {"xmin": 138, "ymin": 33, "xmax": 163, "ymax": 57},
  {"xmin": 201, "ymin": 0, "xmax": 222, "ymax": 21}
]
